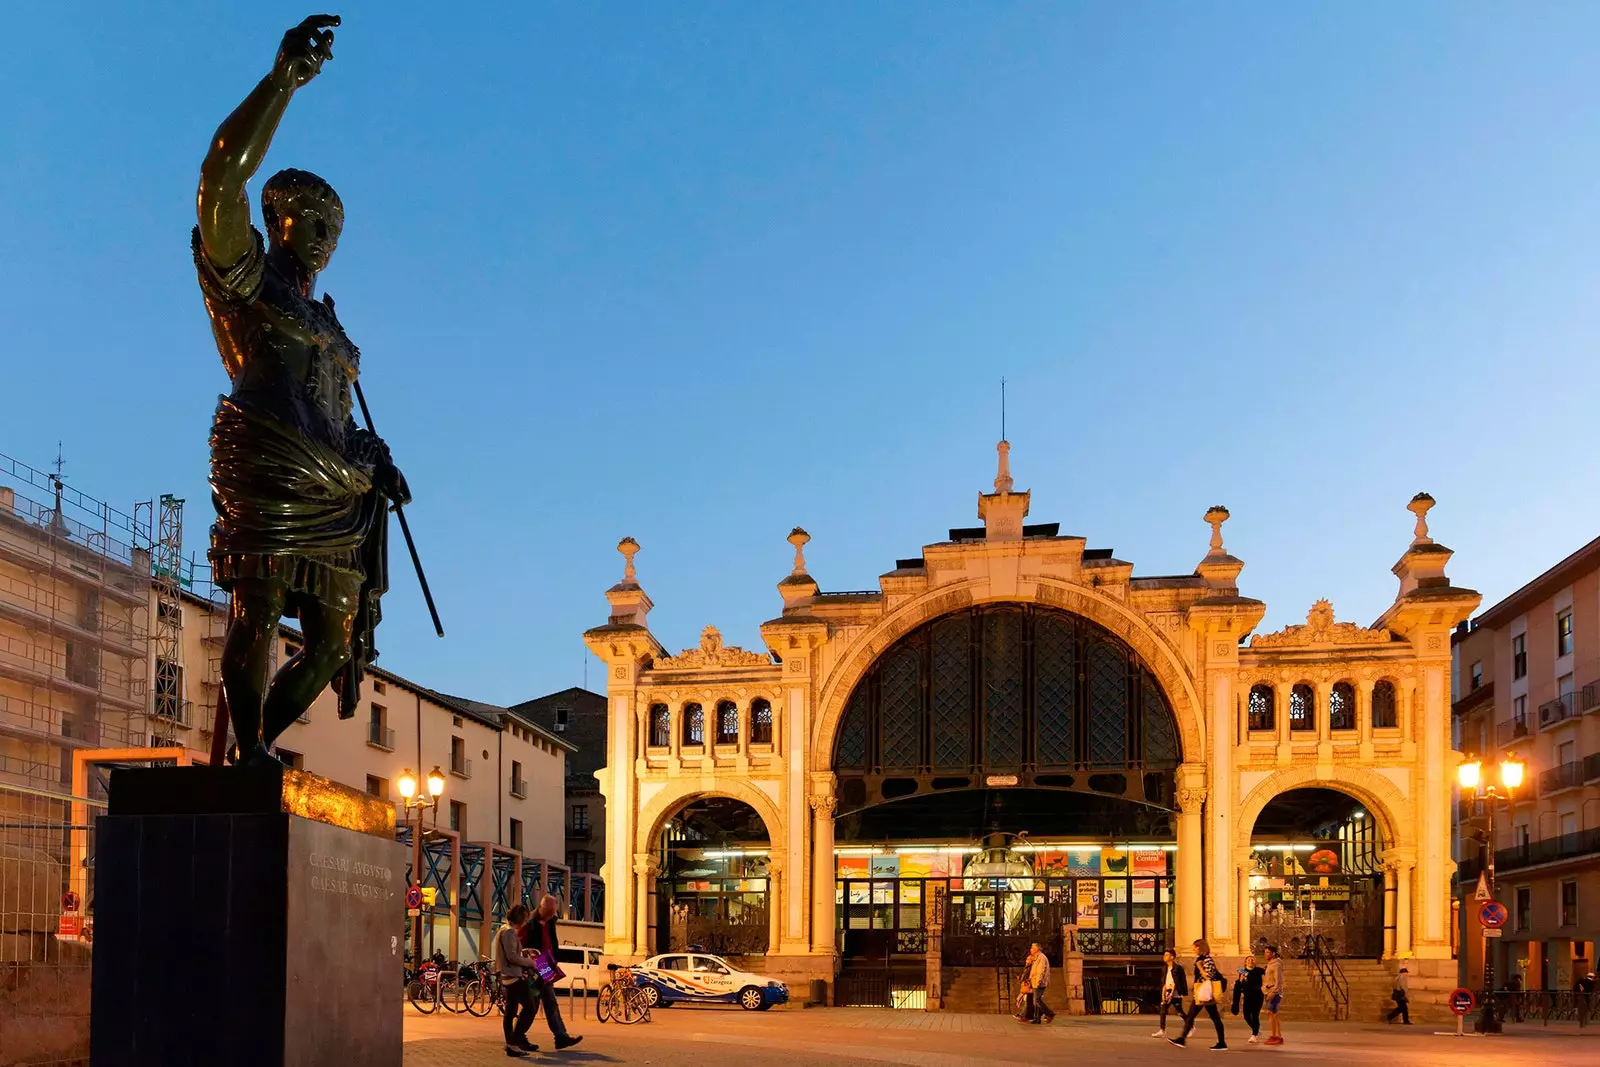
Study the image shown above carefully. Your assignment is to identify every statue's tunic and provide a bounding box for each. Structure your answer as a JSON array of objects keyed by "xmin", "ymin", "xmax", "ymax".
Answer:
[{"xmin": 193, "ymin": 226, "xmax": 388, "ymax": 715}]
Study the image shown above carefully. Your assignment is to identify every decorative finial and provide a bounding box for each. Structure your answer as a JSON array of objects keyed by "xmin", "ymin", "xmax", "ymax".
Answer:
[
  {"xmin": 994, "ymin": 440, "xmax": 1014, "ymax": 494},
  {"xmin": 1407, "ymin": 493, "xmax": 1435, "ymax": 546},
  {"xmin": 787, "ymin": 527, "xmax": 810, "ymax": 576},
  {"xmin": 1204, "ymin": 505, "xmax": 1230, "ymax": 554},
  {"xmin": 617, "ymin": 537, "xmax": 640, "ymax": 581}
]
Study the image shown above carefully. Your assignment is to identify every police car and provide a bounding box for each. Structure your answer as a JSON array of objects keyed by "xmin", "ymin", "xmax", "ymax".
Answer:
[{"xmin": 633, "ymin": 952, "xmax": 789, "ymax": 1010}]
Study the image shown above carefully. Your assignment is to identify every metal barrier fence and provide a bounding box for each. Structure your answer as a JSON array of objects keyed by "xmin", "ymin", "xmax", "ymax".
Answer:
[
  {"xmin": 0, "ymin": 782, "xmax": 102, "ymax": 1067},
  {"xmin": 1478, "ymin": 989, "xmax": 1600, "ymax": 1028}
]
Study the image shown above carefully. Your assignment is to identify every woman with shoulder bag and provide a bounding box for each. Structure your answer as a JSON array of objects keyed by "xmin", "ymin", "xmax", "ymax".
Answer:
[
  {"xmin": 1168, "ymin": 939, "xmax": 1227, "ymax": 1050},
  {"xmin": 496, "ymin": 904, "xmax": 538, "ymax": 1058}
]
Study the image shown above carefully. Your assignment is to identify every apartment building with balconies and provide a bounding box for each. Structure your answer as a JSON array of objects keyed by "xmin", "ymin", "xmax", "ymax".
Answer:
[{"xmin": 1453, "ymin": 534, "xmax": 1600, "ymax": 992}]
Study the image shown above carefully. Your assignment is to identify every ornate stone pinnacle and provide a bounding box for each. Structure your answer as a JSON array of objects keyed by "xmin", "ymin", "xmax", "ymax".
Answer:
[
  {"xmin": 788, "ymin": 526, "xmax": 810, "ymax": 576},
  {"xmin": 618, "ymin": 537, "xmax": 640, "ymax": 581},
  {"xmin": 1204, "ymin": 506, "xmax": 1230, "ymax": 553},
  {"xmin": 994, "ymin": 440, "xmax": 1014, "ymax": 494},
  {"xmin": 1408, "ymin": 492, "xmax": 1435, "ymax": 545}
]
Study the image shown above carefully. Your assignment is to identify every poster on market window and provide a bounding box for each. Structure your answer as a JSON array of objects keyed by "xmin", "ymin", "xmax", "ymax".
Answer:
[{"xmin": 1075, "ymin": 881, "xmax": 1101, "ymax": 929}]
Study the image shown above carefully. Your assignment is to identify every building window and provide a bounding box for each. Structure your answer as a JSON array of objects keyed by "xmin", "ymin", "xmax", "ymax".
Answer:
[
  {"xmin": 365, "ymin": 775, "xmax": 387, "ymax": 798},
  {"xmin": 451, "ymin": 735, "xmax": 468, "ymax": 776},
  {"xmin": 751, "ymin": 698, "xmax": 773, "ymax": 745},
  {"xmin": 1561, "ymin": 881, "xmax": 1578, "ymax": 927},
  {"xmin": 555, "ymin": 704, "xmax": 570, "ymax": 733},
  {"xmin": 1371, "ymin": 680, "xmax": 1398, "ymax": 729},
  {"xmin": 154, "ymin": 658, "xmax": 184, "ymax": 722},
  {"xmin": 571, "ymin": 805, "xmax": 589, "ymax": 831},
  {"xmin": 716, "ymin": 700, "xmax": 739, "ymax": 745},
  {"xmin": 1469, "ymin": 662, "xmax": 1483, "ymax": 691},
  {"xmin": 275, "ymin": 748, "xmax": 303, "ymax": 770},
  {"xmin": 373, "ymin": 679, "xmax": 387, "ymax": 695},
  {"xmin": 452, "ymin": 715, "xmax": 463, "ymax": 728},
  {"xmin": 682, "ymin": 703, "xmax": 704, "ymax": 747},
  {"xmin": 449, "ymin": 800, "xmax": 465, "ymax": 834},
  {"xmin": 1557, "ymin": 610, "xmax": 1574, "ymax": 657},
  {"xmin": 1330, "ymin": 682, "xmax": 1356, "ymax": 731},
  {"xmin": 510, "ymin": 760, "xmax": 525, "ymax": 797},
  {"xmin": 1513, "ymin": 694, "xmax": 1527, "ymax": 726},
  {"xmin": 1512, "ymin": 634, "xmax": 1527, "ymax": 679},
  {"xmin": 285, "ymin": 640, "xmax": 302, "ymax": 659},
  {"xmin": 1247, "ymin": 685, "xmax": 1275, "ymax": 731},
  {"xmin": 509, "ymin": 817, "xmax": 523, "ymax": 852},
  {"xmin": 568, "ymin": 850, "xmax": 595, "ymax": 874},
  {"xmin": 1515, "ymin": 887, "xmax": 1532, "ymax": 931},
  {"xmin": 1289, "ymin": 683, "xmax": 1315, "ymax": 732},
  {"xmin": 649, "ymin": 704, "xmax": 670, "ymax": 747}
]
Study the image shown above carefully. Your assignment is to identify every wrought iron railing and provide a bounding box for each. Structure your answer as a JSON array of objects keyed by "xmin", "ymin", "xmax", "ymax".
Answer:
[
  {"xmin": 1538, "ymin": 761, "xmax": 1584, "ymax": 795},
  {"xmin": 1585, "ymin": 752, "xmax": 1600, "ymax": 783},
  {"xmin": 1583, "ymin": 681, "xmax": 1600, "ymax": 713},
  {"xmin": 1303, "ymin": 934, "xmax": 1348, "ymax": 1021},
  {"xmin": 450, "ymin": 755, "xmax": 472, "ymax": 778},
  {"xmin": 367, "ymin": 722, "xmax": 395, "ymax": 750},
  {"xmin": 1461, "ymin": 827, "xmax": 1600, "ymax": 881},
  {"xmin": 1539, "ymin": 693, "xmax": 1577, "ymax": 728},
  {"xmin": 1495, "ymin": 717, "xmax": 1532, "ymax": 745}
]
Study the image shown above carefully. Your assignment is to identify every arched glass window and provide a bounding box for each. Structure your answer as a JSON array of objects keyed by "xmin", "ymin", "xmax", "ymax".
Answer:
[
  {"xmin": 1371, "ymin": 680, "xmax": 1398, "ymax": 729},
  {"xmin": 1330, "ymin": 682, "xmax": 1356, "ymax": 731},
  {"xmin": 716, "ymin": 700, "xmax": 739, "ymax": 745},
  {"xmin": 1290, "ymin": 683, "xmax": 1315, "ymax": 732},
  {"xmin": 682, "ymin": 702, "xmax": 704, "ymax": 747},
  {"xmin": 750, "ymin": 698, "xmax": 773, "ymax": 745},
  {"xmin": 1248, "ymin": 685, "xmax": 1275, "ymax": 732},
  {"xmin": 649, "ymin": 703, "xmax": 670, "ymax": 748}
]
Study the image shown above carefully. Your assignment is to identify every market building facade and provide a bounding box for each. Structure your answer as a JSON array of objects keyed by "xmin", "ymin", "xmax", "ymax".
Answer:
[{"xmin": 584, "ymin": 445, "xmax": 1479, "ymax": 1009}]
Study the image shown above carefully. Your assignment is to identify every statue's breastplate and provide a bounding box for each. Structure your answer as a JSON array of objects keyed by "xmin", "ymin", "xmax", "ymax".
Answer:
[{"xmin": 248, "ymin": 268, "xmax": 360, "ymax": 443}]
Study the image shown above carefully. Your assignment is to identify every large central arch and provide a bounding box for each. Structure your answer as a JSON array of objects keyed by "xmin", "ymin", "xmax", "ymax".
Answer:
[
  {"xmin": 810, "ymin": 580, "xmax": 1206, "ymax": 778},
  {"xmin": 828, "ymin": 602, "xmax": 1185, "ymax": 813}
]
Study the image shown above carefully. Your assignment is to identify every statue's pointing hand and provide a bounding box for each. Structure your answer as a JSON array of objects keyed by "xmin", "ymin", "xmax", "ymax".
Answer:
[{"xmin": 273, "ymin": 14, "xmax": 340, "ymax": 90}]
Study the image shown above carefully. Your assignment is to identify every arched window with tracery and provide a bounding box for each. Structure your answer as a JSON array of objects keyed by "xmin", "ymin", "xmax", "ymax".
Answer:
[
  {"xmin": 1330, "ymin": 682, "xmax": 1356, "ymax": 731},
  {"xmin": 716, "ymin": 700, "xmax": 739, "ymax": 745},
  {"xmin": 682, "ymin": 702, "xmax": 704, "ymax": 747},
  {"xmin": 648, "ymin": 703, "xmax": 670, "ymax": 748},
  {"xmin": 1248, "ymin": 684, "xmax": 1275, "ymax": 732},
  {"xmin": 1371, "ymin": 680, "xmax": 1398, "ymax": 729},
  {"xmin": 1290, "ymin": 683, "xmax": 1315, "ymax": 732},
  {"xmin": 750, "ymin": 698, "xmax": 773, "ymax": 745}
]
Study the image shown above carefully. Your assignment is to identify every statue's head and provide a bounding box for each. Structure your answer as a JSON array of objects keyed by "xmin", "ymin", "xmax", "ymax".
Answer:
[{"xmin": 261, "ymin": 168, "xmax": 343, "ymax": 273}]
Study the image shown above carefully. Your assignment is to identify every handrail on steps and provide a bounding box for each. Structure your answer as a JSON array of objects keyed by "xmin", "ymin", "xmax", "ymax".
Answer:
[{"xmin": 1303, "ymin": 934, "xmax": 1349, "ymax": 1021}]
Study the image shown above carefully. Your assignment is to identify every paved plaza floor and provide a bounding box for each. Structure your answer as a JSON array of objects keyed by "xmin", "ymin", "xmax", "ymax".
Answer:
[{"xmin": 403, "ymin": 1004, "xmax": 1597, "ymax": 1066}]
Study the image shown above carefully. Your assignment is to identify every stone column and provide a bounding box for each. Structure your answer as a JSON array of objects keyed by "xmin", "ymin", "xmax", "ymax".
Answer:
[
  {"xmin": 738, "ymin": 700, "xmax": 750, "ymax": 756},
  {"xmin": 1274, "ymin": 681, "xmax": 1292, "ymax": 762},
  {"xmin": 1358, "ymin": 681, "xmax": 1374, "ymax": 743},
  {"xmin": 1209, "ymin": 673, "xmax": 1235, "ymax": 949},
  {"xmin": 1176, "ymin": 767, "xmax": 1207, "ymax": 950},
  {"xmin": 1236, "ymin": 861, "xmax": 1252, "ymax": 954},
  {"xmin": 669, "ymin": 705, "xmax": 682, "ymax": 762},
  {"xmin": 633, "ymin": 854, "xmax": 659, "ymax": 957},
  {"xmin": 1315, "ymin": 681, "xmax": 1332, "ymax": 742},
  {"xmin": 766, "ymin": 857, "xmax": 784, "ymax": 954},
  {"xmin": 1381, "ymin": 863, "xmax": 1397, "ymax": 959},
  {"xmin": 1395, "ymin": 857, "xmax": 1414, "ymax": 958},
  {"xmin": 1417, "ymin": 664, "xmax": 1452, "ymax": 955},
  {"xmin": 809, "ymin": 790, "xmax": 838, "ymax": 955}
]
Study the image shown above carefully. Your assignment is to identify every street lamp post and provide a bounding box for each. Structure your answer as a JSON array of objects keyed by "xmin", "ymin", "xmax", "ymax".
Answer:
[
  {"xmin": 1458, "ymin": 756, "xmax": 1525, "ymax": 1035},
  {"xmin": 399, "ymin": 766, "xmax": 447, "ymax": 962}
]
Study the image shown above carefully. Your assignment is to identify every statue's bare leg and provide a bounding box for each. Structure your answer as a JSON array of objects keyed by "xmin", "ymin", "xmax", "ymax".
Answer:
[
  {"xmin": 260, "ymin": 593, "xmax": 355, "ymax": 751},
  {"xmin": 220, "ymin": 577, "xmax": 289, "ymax": 765}
]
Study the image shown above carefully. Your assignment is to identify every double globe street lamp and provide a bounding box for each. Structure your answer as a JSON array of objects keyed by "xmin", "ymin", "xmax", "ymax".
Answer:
[
  {"xmin": 1458, "ymin": 756, "xmax": 1525, "ymax": 1034},
  {"xmin": 399, "ymin": 766, "xmax": 447, "ymax": 958}
]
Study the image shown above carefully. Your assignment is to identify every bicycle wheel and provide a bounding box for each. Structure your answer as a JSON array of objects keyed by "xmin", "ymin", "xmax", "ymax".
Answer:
[
  {"xmin": 596, "ymin": 984, "xmax": 616, "ymax": 1023},
  {"xmin": 619, "ymin": 988, "xmax": 650, "ymax": 1025},
  {"xmin": 463, "ymin": 978, "xmax": 492, "ymax": 1017},
  {"xmin": 408, "ymin": 979, "xmax": 438, "ymax": 1015}
]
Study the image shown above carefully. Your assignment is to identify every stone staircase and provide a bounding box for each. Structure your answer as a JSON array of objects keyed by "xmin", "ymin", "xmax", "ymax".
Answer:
[{"xmin": 940, "ymin": 966, "xmax": 1029, "ymax": 1013}]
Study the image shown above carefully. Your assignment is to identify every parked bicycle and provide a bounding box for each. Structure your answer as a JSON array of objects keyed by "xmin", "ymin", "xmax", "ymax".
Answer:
[
  {"xmin": 407, "ymin": 957, "xmax": 444, "ymax": 1015},
  {"xmin": 461, "ymin": 957, "xmax": 507, "ymax": 1018},
  {"xmin": 597, "ymin": 963, "xmax": 651, "ymax": 1025}
]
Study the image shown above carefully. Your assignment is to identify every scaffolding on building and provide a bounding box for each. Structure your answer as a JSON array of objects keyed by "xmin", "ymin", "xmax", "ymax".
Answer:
[{"xmin": 0, "ymin": 449, "xmax": 157, "ymax": 799}]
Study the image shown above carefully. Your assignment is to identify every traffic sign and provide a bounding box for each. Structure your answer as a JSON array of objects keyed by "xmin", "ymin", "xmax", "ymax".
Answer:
[
  {"xmin": 1479, "ymin": 900, "xmax": 1508, "ymax": 928},
  {"xmin": 405, "ymin": 885, "xmax": 423, "ymax": 910},
  {"xmin": 1449, "ymin": 988, "xmax": 1477, "ymax": 1016},
  {"xmin": 61, "ymin": 890, "xmax": 79, "ymax": 912},
  {"xmin": 1473, "ymin": 872, "xmax": 1491, "ymax": 901}
]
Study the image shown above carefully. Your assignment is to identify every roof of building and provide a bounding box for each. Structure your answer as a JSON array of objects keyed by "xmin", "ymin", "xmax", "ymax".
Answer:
[{"xmin": 1474, "ymin": 534, "xmax": 1600, "ymax": 629}]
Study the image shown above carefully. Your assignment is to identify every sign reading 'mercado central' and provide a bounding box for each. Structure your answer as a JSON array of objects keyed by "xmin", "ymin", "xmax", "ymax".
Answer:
[{"xmin": 985, "ymin": 775, "xmax": 1020, "ymax": 787}]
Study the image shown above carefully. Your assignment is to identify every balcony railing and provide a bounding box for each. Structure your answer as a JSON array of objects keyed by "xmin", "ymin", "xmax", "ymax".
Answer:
[
  {"xmin": 1459, "ymin": 827, "xmax": 1600, "ymax": 880},
  {"xmin": 1539, "ymin": 761, "xmax": 1584, "ymax": 795},
  {"xmin": 367, "ymin": 722, "xmax": 395, "ymax": 751},
  {"xmin": 509, "ymin": 776, "xmax": 528, "ymax": 798},
  {"xmin": 1584, "ymin": 681, "xmax": 1600, "ymax": 713},
  {"xmin": 1538, "ymin": 693, "xmax": 1577, "ymax": 728},
  {"xmin": 567, "ymin": 824, "xmax": 593, "ymax": 840},
  {"xmin": 450, "ymin": 755, "xmax": 473, "ymax": 779},
  {"xmin": 1495, "ymin": 717, "xmax": 1532, "ymax": 746},
  {"xmin": 1586, "ymin": 752, "xmax": 1600, "ymax": 783}
]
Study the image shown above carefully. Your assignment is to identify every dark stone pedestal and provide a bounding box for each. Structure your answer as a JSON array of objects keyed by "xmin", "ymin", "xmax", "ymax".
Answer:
[{"xmin": 90, "ymin": 766, "xmax": 405, "ymax": 1067}]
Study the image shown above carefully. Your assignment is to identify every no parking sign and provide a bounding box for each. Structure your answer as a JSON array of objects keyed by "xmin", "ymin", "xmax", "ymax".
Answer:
[
  {"xmin": 1449, "ymin": 988, "xmax": 1476, "ymax": 1016},
  {"xmin": 1478, "ymin": 900, "xmax": 1507, "ymax": 928}
]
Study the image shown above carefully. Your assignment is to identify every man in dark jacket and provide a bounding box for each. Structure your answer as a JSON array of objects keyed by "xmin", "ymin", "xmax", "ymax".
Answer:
[
  {"xmin": 1153, "ymin": 948, "xmax": 1189, "ymax": 1038},
  {"xmin": 519, "ymin": 894, "xmax": 583, "ymax": 1050}
]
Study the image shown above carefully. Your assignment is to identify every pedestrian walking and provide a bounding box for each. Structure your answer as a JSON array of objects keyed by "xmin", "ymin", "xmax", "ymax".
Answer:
[
  {"xmin": 1386, "ymin": 967, "xmax": 1412, "ymax": 1025},
  {"xmin": 1026, "ymin": 943, "xmax": 1055, "ymax": 1023},
  {"xmin": 1261, "ymin": 944, "xmax": 1285, "ymax": 1046},
  {"xmin": 1168, "ymin": 939, "xmax": 1227, "ymax": 1050},
  {"xmin": 1152, "ymin": 948, "xmax": 1189, "ymax": 1039},
  {"xmin": 1230, "ymin": 954, "xmax": 1265, "ymax": 1042},
  {"xmin": 519, "ymin": 894, "xmax": 584, "ymax": 1051},
  {"xmin": 495, "ymin": 903, "xmax": 539, "ymax": 1059}
]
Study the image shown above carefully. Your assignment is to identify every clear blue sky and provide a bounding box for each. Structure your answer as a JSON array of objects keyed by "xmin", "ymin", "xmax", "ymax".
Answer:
[{"xmin": 6, "ymin": 4, "xmax": 1599, "ymax": 704}]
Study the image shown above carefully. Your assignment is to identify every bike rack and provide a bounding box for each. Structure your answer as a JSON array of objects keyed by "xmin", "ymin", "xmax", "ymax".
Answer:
[{"xmin": 563, "ymin": 978, "xmax": 591, "ymax": 1019}]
